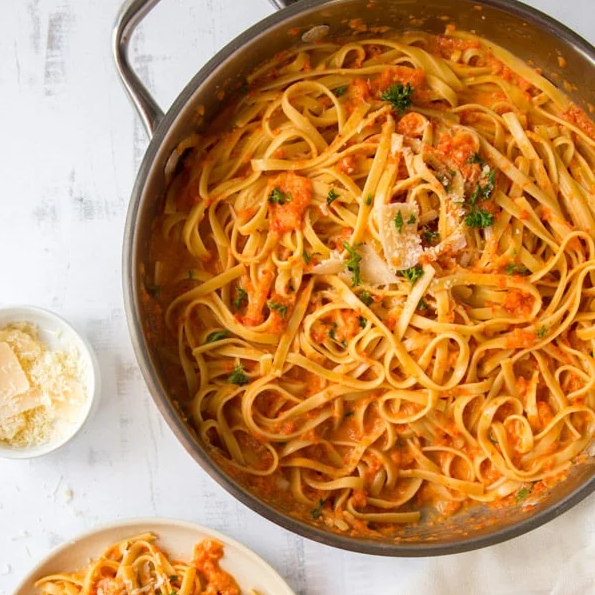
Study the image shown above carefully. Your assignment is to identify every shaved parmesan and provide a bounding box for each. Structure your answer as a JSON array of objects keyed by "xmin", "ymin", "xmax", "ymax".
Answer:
[
  {"xmin": 0, "ymin": 342, "xmax": 30, "ymax": 405},
  {"xmin": 391, "ymin": 133, "xmax": 404, "ymax": 155},
  {"xmin": 359, "ymin": 244, "xmax": 400, "ymax": 286},
  {"xmin": 0, "ymin": 324, "xmax": 87, "ymax": 448},
  {"xmin": 424, "ymin": 228, "xmax": 467, "ymax": 263},
  {"xmin": 311, "ymin": 250, "xmax": 345, "ymax": 276},
  {"xmin": 377, "ymin": 202, "xmax": 423, "ymax": 270}
]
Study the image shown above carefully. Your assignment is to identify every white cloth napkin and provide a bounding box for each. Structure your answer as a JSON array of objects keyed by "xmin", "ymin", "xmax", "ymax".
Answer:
[{"xmin": 391, "ymin": 496, "xmax": 595, "ymax": 595}]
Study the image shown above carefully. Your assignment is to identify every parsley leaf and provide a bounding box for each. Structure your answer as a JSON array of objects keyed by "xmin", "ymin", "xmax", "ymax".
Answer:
[
  {"xmin": 515, "ymin": 485, "xmax": 533, "ymax": 503},
  {"xmin": 227, "ymin": 364, "xmax": 249, "ymax": 386},
  {"xmin": 232, "ymin": 287, "xmax": 248, "ymax": 309},
  {"xmin": 188, "ymin": 270, "xmax": 194, "ymax": 279},
  {"xmin": 145, "ymin": 284, "xmax": 161, "ymax": 297},
  {"xmin": 268, "ymin": 301, "xmax": 288, "ymax": 317},
  {"xmin": 399, "ymin": 265, "xmax": 424, "ymax": 286},
  {"xmin": 205, "ymin": 330, "xmax": 230, "ymax": 344},
  {"xmin": 327, "ymin": 189, "xmax": 340, "ymax": 205},
  {"xmin": 394, "ymin": 211, "xmax": 404, "ymax": 233},
  {"xmin": 467, "ymin": 152, "xmax": 486, "ymax": 167},
  {"xmin": 417, "ymin": 298, "xmax": 428, "ymax": 311},
  {"xmin": 359, "ymin": 316, "xmax": 367, "ymax": 328},
  {"xmin": 465, "ymin": 208, "xmax": 494, "ymax": 228},
  {"xmin": 310, "ymin": 498, "xmax": 325, "ymax": 519},
  {"xmin": 381, "ymin": 82, "xmax": 414, "ymax": 114},
  {"xmin": 333, "ymin": 85, "xmax": 348, "ymax": 97},
  {"xmin": 537, "ymin": 325, "xmax": 548, "ymax": 338},
  {"xmin": 468, "ymin": 164, "xmax": 496, "ymax": 205},
  {"xmin": 303, "ymin": 249, "xmax": 311, "ymax": 264},
  {"xmin": 422, "ymin": 228, "xmax": 440, "ymax": 245},
  {"xmin": 329, "ymin": 323, "xmax": 347, "ymax": 348},
  {"xmin": 268, "ymin": 187, "xmax": 292, "ymax": 205},
  {"xmin": 407, "ymin": 213, "xmax": 416, "ymax": 224},
  {"xmin": 359, "ymin": 291, "xmax": 373, "ymax": 306},
  {"xmin": 169, "ymin": 575, "xmax": 179, "ymax": 582},
  {"xmin": 365, "ymin": 194, "xmax": 373, "ymax": 206},
  {"xmin": 505, "ymin": 263, "xmax": 530, "ymax": 276},
  {"xmin": 343, "ymin": 241, "xmax": 362, "ymax": 286}
]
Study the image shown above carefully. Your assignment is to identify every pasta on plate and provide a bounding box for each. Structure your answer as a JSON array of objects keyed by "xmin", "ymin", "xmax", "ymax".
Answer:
[
  {"xmin": 35, "ymin": 534, "xmax": 247, "ymax": 595},
  {"xmin": 144, "ymin": 27, "xmax": 595, "ymax": 532}
]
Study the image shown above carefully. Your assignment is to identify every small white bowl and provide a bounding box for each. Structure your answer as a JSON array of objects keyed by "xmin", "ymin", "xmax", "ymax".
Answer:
[{"xmin": 0, "ymin": 305, "xmax": 100, "ymax": 459}]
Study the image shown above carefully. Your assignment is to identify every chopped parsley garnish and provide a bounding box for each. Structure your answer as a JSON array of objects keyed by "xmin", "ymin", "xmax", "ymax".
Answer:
[
  {"xmin": 205, "ymin": 330, "xmax": 230, "ymax": 344},
  {"xmin": 463, "ymin": 156, "xmax": 497, "ymax": 228},
  {"xmin": 359, "ymin": 316, "xmax": 367, "ymax": 328},
  {"xmin": 343, "ymin": 241, "xmax": 362, "ymax": 286},
  {"xmin": 145, "ymin": 284, "xmax": 161, "ymax": 297},
  {"xmin": 505, "ymin": 263, "xmax": 530, "ymax": 276},
  {"xmin": 422, "ymin": 228, "xmax": 440, "ymax": 245},
  {"xmin": 227, "ymin": 364, "xmax": 249, "ymax": 386},
  {"xmin": 469, "ymin": 169, "xmax": 496, "ymax": 204},
  {"xmin": 394, "ymin": 211, "xmax": 404, "ymax": 233},
  {"xmin": 381, "ymin": 82, "xmax": 414, "ymax": 114},
  {"xmin": 537, "ymin": 325, "xmax": 548, "ymax": 338},
  {"xmin": 329, "ymin": 323, "xmax": 347, "ymax": 348},
  {"xmin": 169, "ymin": 576, "xmax": 179, "ymax": 582},
  {"xmin": 268, "ymin": 301, "xmax": 288, "ymax": 317},
  {"xmin": 515, "ymin": 485, "xmax": 533, "ymax": 503},
  {"xmin": 399, "ymin": 265, "xmax": 424, "ymax": 286},
  {"xmin": 310, "ymin": 499, "xmax": 325, "ymax": 519},
  {"xmin": 465, "ymin": 208, "xmax": 494, "ymax": 229},
  {"xmin": 333, "ymin": 85, "xmax": 348, "ymax": 97},
  {"xmin": 268, "ymin": 187, "xmax": 292, "ymax": 205},
  {"xmin": 365, "ymin": 194, "xmax": 373, "ymax": 206},
  {"xmin": 303, "ymin": 249, "xmax": 311, "ymax": 264},
  {"xmin": 417, "ymin": 298, "xmax": 428, "ymax": 311},
  {"xmin": 407, "ymin": 213, "xmax": 416, "ymax": 224},
  {"xmin": 359, "ymin": 291, "xmax": 373, "ymax": 306},
  {"xmin": 188, "ymin": 270, "xmax": 194, "ymax": 279},
  {"xmin": 468, "ymin": 152, "xmax": 486, "ymax": 167},
  {"xmin": 327, "ymin": 188, "xmax": 340, "ymax": 205},
  {"xmin": 232, "ymin": 287, "xmax": 248, "ymax": 309}
]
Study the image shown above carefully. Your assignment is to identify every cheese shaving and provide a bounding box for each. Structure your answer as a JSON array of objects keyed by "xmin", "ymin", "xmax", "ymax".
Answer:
[
  {"xmin": 0, "ymin": 323, "xmax": 87, "ymax": 448},
  {"xmin": 377, "ymin": 202, "xmax": 423, "ymax": 270}
]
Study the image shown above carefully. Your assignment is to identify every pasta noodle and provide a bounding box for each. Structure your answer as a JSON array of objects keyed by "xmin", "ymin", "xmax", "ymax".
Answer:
[
  {"xmin": 144, "ymin": 27, "xmax": 595, "ymax": 531},
  {"xmin": 35, "ymin": 534, "xmax": 248, "ymax": 595}
]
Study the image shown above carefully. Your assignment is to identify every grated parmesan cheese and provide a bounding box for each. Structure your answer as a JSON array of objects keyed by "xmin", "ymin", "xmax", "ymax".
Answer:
[{"xmin": 0, "ymin": 323, "xmax": 87, "ymax": 448}]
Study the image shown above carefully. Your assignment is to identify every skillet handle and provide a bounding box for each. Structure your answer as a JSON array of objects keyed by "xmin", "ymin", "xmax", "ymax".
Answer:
[
  {"xmin": 268, "ymin": 0, "xmax": 301, "ymax": 7},
  {"xmin": 113, "ymin": 0, "xmax": 165, "ymax": 138}
]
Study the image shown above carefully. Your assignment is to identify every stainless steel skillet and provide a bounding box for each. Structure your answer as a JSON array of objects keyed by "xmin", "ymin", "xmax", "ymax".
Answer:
[{"xmin": 114, "ymin": 0, "xmax": 595, "ymax": 555}]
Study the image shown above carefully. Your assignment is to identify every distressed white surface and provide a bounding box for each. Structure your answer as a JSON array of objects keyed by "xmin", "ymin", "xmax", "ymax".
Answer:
[{"xmin": 0, "ymin": 1, "xmax": 594, "ymax": 593}]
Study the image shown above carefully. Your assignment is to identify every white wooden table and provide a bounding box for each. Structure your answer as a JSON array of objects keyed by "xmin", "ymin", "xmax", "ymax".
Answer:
[{"xmin": 0, "ymin": 1, "xmax": 594, "ymax": 593}]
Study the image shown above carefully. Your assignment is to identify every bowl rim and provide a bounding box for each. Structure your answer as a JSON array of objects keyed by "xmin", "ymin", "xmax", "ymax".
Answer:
[
  {"xmin": 0, "ymin": 304, "xmax": 100, "ymax": 460},
  {"xmin": 10, "ymin": 516, "xmax": 296, "ymax": 595},
  {"xmin": 122, "ymin": 0, "xmax": 595, "ymax": 556}
]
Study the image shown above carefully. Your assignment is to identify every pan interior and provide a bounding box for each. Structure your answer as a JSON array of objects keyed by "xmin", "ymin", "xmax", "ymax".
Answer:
[{"xmin": 126, "ymin": 0, "xmax": 595, "ymax": 554}]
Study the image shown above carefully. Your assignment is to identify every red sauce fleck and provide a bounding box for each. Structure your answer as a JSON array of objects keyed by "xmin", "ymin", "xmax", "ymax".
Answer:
[
  {"xmin": 268, "ymin": 172, "xmax": 313, "ymax": 234},
  {"xmin": 564, "ymin": 105, "xmax": 595, "ymax": 141},
  {"xmin": 502, "ymin": 290, "xmax": 534, "ymax": 316},
  {"xmin": 192, "ymin": 539, "xmax": 241, "ymax": 595}
]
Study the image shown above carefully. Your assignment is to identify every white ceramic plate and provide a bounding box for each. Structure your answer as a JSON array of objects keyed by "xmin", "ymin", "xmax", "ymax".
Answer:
[
  {"xmin": 12, "ymin": 518, "xmax": 295, "ymax": 595},
  {"xmin": 0, "ymin": 305, "xmax": 100, "ymax": 459}
]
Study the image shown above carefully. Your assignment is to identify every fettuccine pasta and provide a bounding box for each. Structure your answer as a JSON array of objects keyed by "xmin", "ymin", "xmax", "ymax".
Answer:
[
  {"xmin": 35, "ymin": 534, "xmax": 247, "ymax": 595},
  {"xmin": 144, "ymin": 27, "xmax": 595, "ymax": 531}
]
